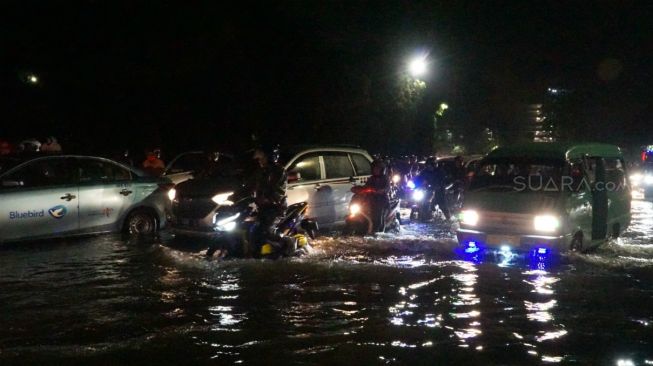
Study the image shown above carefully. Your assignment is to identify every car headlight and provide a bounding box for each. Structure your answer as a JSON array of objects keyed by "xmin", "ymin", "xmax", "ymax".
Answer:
[
  {"xmin": 350, "ymin": 203, "xmax": 361, "ymax": 216},
  {"xmin": 460, "ymin": 210, "xmax": 479, "ymax": 226},
  {"xmin": 167, "ymin": 188, "xmax": 176, "ymax": 201},
  {"xmin": 630, "ymin": 173, "xmax": 642, "ymax": 184},
  {"xmin": 392, "ymin": 174, "xmax": 401, "ymax": 184},
  {"xmin": 215, "ymin": 213, "xmax": 240, "ymax": 231},
  {"xmin": 211, "ymin": 192, "xmax": 234, "ymax": 205},
  {"xmin": 533, "ymin": 215, "xmax": 560, "ymax": 232},
  {"xmin": 645, "ymin": 175, "xmax": 653, "ymax": 185},
  {"xmin": 407, "ymin": 180, "xmax": 416, "ymax": 190},
  {"xmin": 413, "ymin": 189, "xmax": 425, "ymax": 201}
]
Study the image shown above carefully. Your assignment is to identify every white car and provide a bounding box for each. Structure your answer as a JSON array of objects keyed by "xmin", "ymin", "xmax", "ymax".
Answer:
[{"xmin": 170, "ymin": 145, "xmax": 373, "ymax": 236}]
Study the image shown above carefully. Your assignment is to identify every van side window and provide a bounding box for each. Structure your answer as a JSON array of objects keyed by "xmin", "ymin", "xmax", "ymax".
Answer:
[
  {"xmin": 568, "ymin": 160, "xmax": 586, "ymax": 192},
  {"xmin": 604, "ymin": 158, "xmax": 626, "ymax": 190},
  {"xmin": 583, "ymin": 157, "xmax": 599, "ymax": 184},
  {"xmin": 323, "ymin": 153, "xmax": 355, "ymax": 179},
  {"xmin": 288, "ymin": 154, "xmax": 321, "ymax": 181}
]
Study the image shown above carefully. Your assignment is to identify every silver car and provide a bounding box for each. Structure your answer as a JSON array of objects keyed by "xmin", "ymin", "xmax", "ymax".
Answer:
[
  {"xmin": 0, "ymin": 155, "xmax": 173, "ymax": 243},
  {"xmin": 171, "ymin": 145, "xmax": 373, "ymax": 237}
]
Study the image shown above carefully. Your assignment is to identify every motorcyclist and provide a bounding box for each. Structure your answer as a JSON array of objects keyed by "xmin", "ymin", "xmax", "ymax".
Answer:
[
  {"xmin": 41, "ymin": 136, "xmax": 62, "ymax": 153},
  {"xmin": 360, "ymin": 159, "xmax": 393, "ymax": 230},
  {"xmin": 451, "ymin": 155, "xmax": 466, "ymax": 201},
  {"xmin": 142, "ymin": 149, "xmax": 165, "ymax": 176},
  {"xmin": 247, "ymin": 145, "xmax": 293, "ymax": 255},
  {"xmin": 414, "ymin": 157, "xmax": 451, "ymax": 220}
]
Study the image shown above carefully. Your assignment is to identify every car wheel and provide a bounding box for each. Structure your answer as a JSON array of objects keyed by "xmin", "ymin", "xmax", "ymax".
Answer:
[{"xmin": 125, "ymin": 209, "xmax": 157, "ymax": 235}]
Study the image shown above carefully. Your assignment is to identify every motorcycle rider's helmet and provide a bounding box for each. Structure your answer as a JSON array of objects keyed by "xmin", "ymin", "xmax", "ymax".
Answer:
[{"xmin": 371, "ymin": 159, "xmax": 387, "ymax": 177}]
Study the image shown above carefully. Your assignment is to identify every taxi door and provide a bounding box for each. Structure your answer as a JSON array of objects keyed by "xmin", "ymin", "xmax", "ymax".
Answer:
[
  {"xmin": 0, "ymin": 157, "xmax": 79, "ymax": 242},
  {"xmin": 75, "ymin": 158, "xmax": 136, "ymax": 233}
]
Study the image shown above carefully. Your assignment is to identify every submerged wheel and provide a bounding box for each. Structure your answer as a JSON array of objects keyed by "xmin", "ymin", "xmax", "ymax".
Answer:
[{"xmin": 125, "ymin": 209, "xmax": 157, "ymax": 235}]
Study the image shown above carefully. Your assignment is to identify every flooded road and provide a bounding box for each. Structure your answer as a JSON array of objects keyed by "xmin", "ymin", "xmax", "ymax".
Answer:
[{"xmin": 2, "ymin": 201, "xmax": 653, "ymax": 365}]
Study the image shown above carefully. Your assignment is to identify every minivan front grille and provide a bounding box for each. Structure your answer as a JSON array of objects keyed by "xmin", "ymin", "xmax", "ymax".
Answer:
[{"xmin": 478, "ymin": 211, "xmax": 533, "ymax": 234}]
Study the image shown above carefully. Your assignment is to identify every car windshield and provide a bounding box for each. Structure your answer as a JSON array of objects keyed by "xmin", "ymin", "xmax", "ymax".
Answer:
[{"xmin": 470, "ymin": 157, "xmax": 565, "ymax": 193}]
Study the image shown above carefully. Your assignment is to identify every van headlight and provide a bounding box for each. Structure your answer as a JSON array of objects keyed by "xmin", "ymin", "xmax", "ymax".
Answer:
[
  {"xmin": 167, "ymin": 188, "xmax": 176, "ymax": 201},
  {"xmin": 630, "ymin": 173, "xmax": 642, "ymax": 186},
  {"xmin": 350, "ymin": 203, "xmax": 361, "ymax": 216},
  {"xmin": 460, "ymin": 210, "xmax": 479, "ymax": 226},
  {"xmin": 413, "ymin": 189, "xmax": 425, "ymax": 201},
  {"xmin": 214, "ymin": 212, "xmax": 240, "ymax": 231},
  {"xmin": 211, "ymin": 192, "xmax": 234, "ymax": 205},
  {"xmin": 533, "ymin": 215, "xmax": 560, "ymax": 232}
]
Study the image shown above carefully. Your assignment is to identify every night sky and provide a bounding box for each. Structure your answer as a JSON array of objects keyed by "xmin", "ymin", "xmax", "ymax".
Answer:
[{"xmin": 4, "ymin": 1, "xmax": 653, "ymax": 156}]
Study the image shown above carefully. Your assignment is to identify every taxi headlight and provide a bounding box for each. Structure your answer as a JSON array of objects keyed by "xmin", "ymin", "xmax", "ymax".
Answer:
[
  {"xmin": 167, "ymin": 188, "xmax": 176, "ymax": 201},
  {"xmin": 211, "ymin": 192, "xmax": 234, "ymax": 205},
  {"xmin": 413, "ymin": 189, "xmax": 425, "ymax": 201},
  {"xmin": 350, "ymin": 203, "xmax": 361, "ymax": 216},
  {"xmin": 533, "ymin": 215, "xmax": 560, "ymax": 232},
  {"xmin": 460, "ymin": 210, "xmax": 479, "ymax": 226}
]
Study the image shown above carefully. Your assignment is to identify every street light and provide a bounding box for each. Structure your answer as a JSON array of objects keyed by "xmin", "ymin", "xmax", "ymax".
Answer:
[
  {"xmin": 408, "ymin": 56, "xmax": 428, "ymax": 78},
  {"xmin": 26, "ymin": 73, "xmax": 39, "ymax": 84}
]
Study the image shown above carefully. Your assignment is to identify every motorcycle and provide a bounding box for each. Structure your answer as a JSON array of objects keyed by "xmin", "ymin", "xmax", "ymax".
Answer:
[
  {"xmin": 206, "ymin": 195, "xmax": 319, "ymax": 259},
  {"xmin": 344, "ymin": 186, "xmax": 401, "ymax": 235},
  {"xmin": 410, "ymin": 181, "xmax": 461, "ymax": 222}
]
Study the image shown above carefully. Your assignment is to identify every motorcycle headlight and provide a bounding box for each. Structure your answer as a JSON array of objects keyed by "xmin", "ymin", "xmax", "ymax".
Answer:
[
  {"xmin": 350, "ymin": 203, "xmax": 361, "ymax": 216},
  {"xmin": 413, "ymin": 189, "xmax": 425, "ymax": 201},
  {"xmin": 645, "ymin": 175, "xmax": 653, "ymax": 185},
  {"xmin": 211, "ymin": 192, "xmax": 234, "ymax": 205},
  {"xmin": 392, "ymin": 174, "xmax": 401, "ymax": 184},
  {"xmin": 407, "ymin": 180, "xmax": 416, "ymax": 190},
  {"xmin": 214, "ymin": 212, "xmax": 240, "ymax": 231},
  {"xmin": 533, "ymin": 215, "xmax": 560, "ymax": 232},
  {"xmin": 167, "ymin": 188, "xmax": 176, "ymax": 201},
  {"xmin": 460, "ymin": 210, "xmax": 479, "ymax": 226}
]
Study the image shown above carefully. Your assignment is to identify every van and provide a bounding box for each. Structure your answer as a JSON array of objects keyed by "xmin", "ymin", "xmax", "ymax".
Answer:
[{"xmin": 457, "ymin": 143, "xmax": 631, "ymax": 253}]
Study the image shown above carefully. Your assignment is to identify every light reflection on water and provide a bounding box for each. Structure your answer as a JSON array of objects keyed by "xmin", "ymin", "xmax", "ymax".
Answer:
[{"xmin": 1, "ymin": 200, "xmax": 653, "ymax": 364}]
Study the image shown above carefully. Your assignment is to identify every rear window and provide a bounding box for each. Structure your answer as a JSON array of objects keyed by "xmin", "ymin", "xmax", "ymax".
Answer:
[
  {"xmin": 323, "ymin": 153, "xmax": 355, "ymax": 179},
  {"xmin": 350, "ymin": 154, "xmax": 371, "ymax": 176}
]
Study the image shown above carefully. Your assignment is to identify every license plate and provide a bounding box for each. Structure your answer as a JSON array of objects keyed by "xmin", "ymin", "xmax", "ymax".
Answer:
[{"xmin": 486, "ymin": 234, "xmax": 520, "ymax": 246}]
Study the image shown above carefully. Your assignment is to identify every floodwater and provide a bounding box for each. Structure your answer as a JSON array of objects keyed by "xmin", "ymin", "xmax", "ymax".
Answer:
[{"xmin": 2, "ymin": 201, "xmax": 653, "ymax": 365}]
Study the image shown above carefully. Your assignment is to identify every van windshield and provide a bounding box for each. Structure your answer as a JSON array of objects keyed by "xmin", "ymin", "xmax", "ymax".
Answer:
[{"xmin": 470, "ymin": 157, "xmax": 565, "ymax": 193}]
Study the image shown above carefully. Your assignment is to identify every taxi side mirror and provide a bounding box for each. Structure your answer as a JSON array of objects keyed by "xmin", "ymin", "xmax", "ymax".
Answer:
[{"xmin": 288, "ymin": 171, "xmax": 301, "ymax": 183}]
